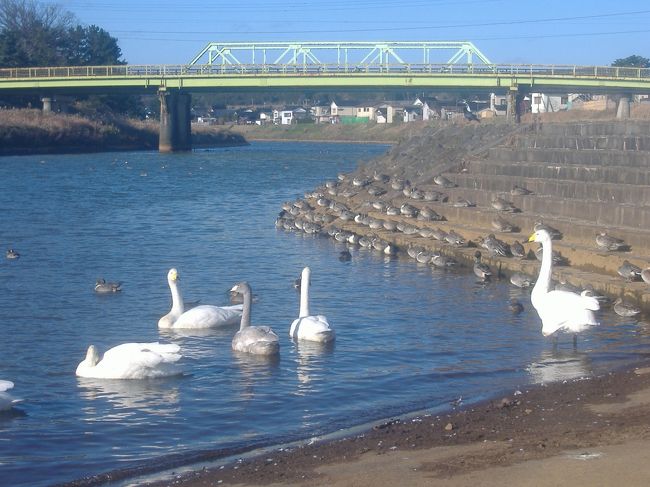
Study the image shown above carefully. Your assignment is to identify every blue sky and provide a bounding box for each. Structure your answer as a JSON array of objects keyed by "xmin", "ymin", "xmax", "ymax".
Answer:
[{"xmin": 47, "ymin": 0, "xmax": 650, "ymax": 66}]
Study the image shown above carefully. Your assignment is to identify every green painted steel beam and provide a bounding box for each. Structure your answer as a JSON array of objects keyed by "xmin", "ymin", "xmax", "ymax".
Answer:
[
  {"xmin": 2, "ymin": 62, "xmax": 650, "ymax": 96},
  {"xmin": 188, "ymin": 41, "xmax": 492, "ymax": 66}
]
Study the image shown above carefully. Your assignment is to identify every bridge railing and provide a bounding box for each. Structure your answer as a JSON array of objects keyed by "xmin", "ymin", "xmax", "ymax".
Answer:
[{"xmin": 1, "ymin": 63, "xmax": 649, "ymax": 79}]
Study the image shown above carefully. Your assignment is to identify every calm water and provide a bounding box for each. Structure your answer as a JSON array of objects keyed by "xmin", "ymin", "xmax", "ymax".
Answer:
[{"xmin": 0, "ymin": 142, "xmax": 649, "ymax": 486}]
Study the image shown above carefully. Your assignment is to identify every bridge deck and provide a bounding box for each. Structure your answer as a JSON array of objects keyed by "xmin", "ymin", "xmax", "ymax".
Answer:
[{"xmin": 1, "ymin": 63, "xmax": 649, "ymax": 95}]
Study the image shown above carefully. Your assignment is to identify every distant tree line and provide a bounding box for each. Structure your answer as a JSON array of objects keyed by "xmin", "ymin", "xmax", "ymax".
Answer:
[
  {"xmin": 611, "ymin": 55, "xmax": 650, "ymax": 68},
  {"xmin": 0, "ymin": 0, "xmax": 122, "ymax": 68},
  {"xmin": 0, "ymin": 0, "xmax": 145, "ymax": 116}
]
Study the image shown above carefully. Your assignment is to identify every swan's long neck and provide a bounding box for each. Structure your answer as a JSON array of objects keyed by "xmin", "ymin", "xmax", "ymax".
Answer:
[
  {"xmin": 169, "ymin": 277, "xmax": 184, "ymax": 315},
  {"xmin": 534, "ymin": 236, "xmax": 553, "ymax": 296},
  {"xmin": 86, "ymin": 345, "xmax": 100, "ymax": 367},
  {"xmin": 299, "ymin": 267, "xmax": 310, "ymax": 317},
  {"xmin": 240, "ymin": 285, "xmax": 252, "ymax": 330}
]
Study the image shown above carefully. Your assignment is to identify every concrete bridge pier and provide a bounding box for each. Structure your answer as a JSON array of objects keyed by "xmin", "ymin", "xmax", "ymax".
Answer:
[
  {"xmin": 41, "ymin": 97, "xmax": 52, "ymax": 112},
  {"xmin": 616, "ymin": 96, "xmax": 630, "ymax": 119},
  {"xmin": 506, "ymin": 87, "xmax": 524, "ymax": 123},
  {"xmin": 158, "ymin": 89, "xmax": 192, "ymax": 152}
]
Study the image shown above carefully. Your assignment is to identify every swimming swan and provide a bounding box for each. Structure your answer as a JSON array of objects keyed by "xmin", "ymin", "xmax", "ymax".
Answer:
[
  {"xmin": 528, "ymin": 229, "xmax": 599, "ymax": 338},
  {"xmin": 290, "ymin": 267, "xmax": 335, "ymax": 343},
  {"xmin": 76, "ymin": 342, "xmax": 183, "ymax": 379},
  {"xmin": 159, "ymin": 268, "xmax": 242, "ymax": 329},
  {"xmin": 230, "ymin": 281, "xmax": 280, "ymax": 355},
  {"xmin": 0, "ymin": 380, "xmax": 21, "ymax": 411}
]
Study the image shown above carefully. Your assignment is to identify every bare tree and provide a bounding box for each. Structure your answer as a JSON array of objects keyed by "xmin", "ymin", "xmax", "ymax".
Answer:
[{"xmin": 0, "ymin": 0, "xmax": 75, "ymax": 66}]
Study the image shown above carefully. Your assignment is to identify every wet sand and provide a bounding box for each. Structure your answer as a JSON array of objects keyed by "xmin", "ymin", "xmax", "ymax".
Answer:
[{"xmin": 146, "ymin": 359, "xmax": 650, "ymax": 487}]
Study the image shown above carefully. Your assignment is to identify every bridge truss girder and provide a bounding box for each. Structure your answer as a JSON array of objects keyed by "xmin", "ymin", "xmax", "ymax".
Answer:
[{"xmin": 189, "ymin": 41, "xmax": 492, "ymax": 68}]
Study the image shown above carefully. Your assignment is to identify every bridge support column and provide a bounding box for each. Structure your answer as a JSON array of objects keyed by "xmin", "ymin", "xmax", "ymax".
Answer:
[
  {"xmin": 158, "ymin": 89, "xmax": 192, "ymax": 152},
  {"xmin": 506, "ymin": 87, "xmax": 523, "ymax": 123},
  {"xmin": 41, "ymin": 97, "xmax": 52, "ymax": 112},
  {"xmin": 616, "ymin": 96, "xmax": 630, "ymax": 119}
]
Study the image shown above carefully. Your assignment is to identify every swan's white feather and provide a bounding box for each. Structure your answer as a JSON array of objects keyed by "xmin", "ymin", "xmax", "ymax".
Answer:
[
  {"xmin": 533, "ymin": 290, "xmax": 599, "ymax": 336},
  {"xmin": 290, "ymin": 267, "xmax": 335, "ymax": 343},
  {"xmin": 170, "ymin": 304, "xmax": 243, "ymax": 329},
  {"xmin": 159, "ymin": 268, "xmax": 242, "ymax": 329},
  {"xmin": 529, "ymin": 230, "xmax": 599, "ymax": 336},
  {"xmin": 0, "ymin": 380, "xmax": 20, "ymax": 411},
  {"xmin": 76, "ymin": 342, "xmax": 182, "ymax": 379},
  {"xmin": 290, "ymin": 315, "xmax": 335, "ymax": 342}
]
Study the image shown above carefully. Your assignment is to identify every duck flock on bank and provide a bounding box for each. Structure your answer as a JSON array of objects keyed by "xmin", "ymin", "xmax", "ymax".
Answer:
[{"xmin": 275, "ymin": 169, "xmax": 649, "ymax": 328}]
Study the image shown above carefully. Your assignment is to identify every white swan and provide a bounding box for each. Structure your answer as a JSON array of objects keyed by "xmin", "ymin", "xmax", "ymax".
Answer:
[
  {"xmin": 159, "ymin": 268, "xmax": 242, "ymax": 329},
  {"xmin": 75, "ymin": 342, "xmax": 183, "ymax": 379},
  {"xmin": 0, "ymin": 380, "xmax": 21, "ymax": 411},
  {"xmin": 528, "ymin": 229, "xmax": 599, "ymax": 338},
  {"xmin": 230, "ymin": 282, "xmax": 280, "ymax": 355},
  {"xmin": 290, "ymin": 267, "xmax": 335, "ymax": 343}
]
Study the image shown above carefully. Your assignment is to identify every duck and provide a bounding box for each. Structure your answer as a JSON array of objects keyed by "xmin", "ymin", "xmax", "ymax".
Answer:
[
  {"xmin": 642, "ymin": 268, "xmax": 650, "ymax": 285},
  {"xmin": 75, "ymin": 342, "xmax": 183, "ymax": 379},
  {"xmin": 528, "ymin": 229, "xmax": 599, "ymax": 339},
  {"xmin": 0, "ymin": 380, "xmax": 22, "ymax": 411},
  {"xmin": 473, "ymin": 251, "xmax": 492, "ymax": 282},
  {"xmin": 158, "ymin": 268, "xmax": 242, "ymax": 329},
  {"xmin": 431, "ymin": 253, "xmax": 458, "ymax": 268},
  {"xmin": 483, "ymin": 234, "xmax": 511, "ymax": 257},
  {"xmin": 617, "ymin": 260, "xmax": 642, "ymax": 282},
  {"xmin": 613, "ymin": 298, "xmax": 641, "ymax": 318},
  {"xmin": 94, "ymin": 278, "xmax": 122, "ymax": 293},
  {"xmin": 491, "ymin": 216, "xmax": 515, "ymax": 233},
  {"xmin": 290, "ymin": 267, "xmax": 335, "ymax": 343},
  {"xmin": 433, "ymin": 174, "xmax": 457, "ymax": 188},
  {"xmin": 510, "ymin": 272, "xmax": 534, "ymax": 288},
  {"xmin": 491, "ymin": 195, "xmax": 518, "ymax": 212},
  {"xmin": 511, "ymin": 240, "xmax": 526, "ymax": 259},
  {"xmin": 230, "ymin": 282, "xmax": 280, "ymax": 355},
  {"xmin": 5, "ymin": 249, "xmax": 19, "ymax": 259},
  {"xmin": 533, "ymin": 221, "xmax": 562, "ymax": 240},
  {"xmin": 596, "ymin": 232, "xmax": 628, "ymax": 251},
  {"xmin": 511, "ymin": 185, "xmax": 533, "ymax": 196}
]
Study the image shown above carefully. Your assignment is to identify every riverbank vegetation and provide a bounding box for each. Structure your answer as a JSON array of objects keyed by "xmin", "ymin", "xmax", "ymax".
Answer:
[{"xmin": 0, "ymin": 109, "xmax": 245, "ymax": 155}]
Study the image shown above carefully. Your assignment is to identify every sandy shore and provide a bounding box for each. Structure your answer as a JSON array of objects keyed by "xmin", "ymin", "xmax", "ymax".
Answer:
[{"xmin": 143, "ymin": 360, "xmax": 650, "ymax": 487}]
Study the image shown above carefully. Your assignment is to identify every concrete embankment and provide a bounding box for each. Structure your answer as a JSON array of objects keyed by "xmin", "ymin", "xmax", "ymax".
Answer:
[{"xmin": 278, "ymin": 119, "xmax": 650, "ymax": 313}]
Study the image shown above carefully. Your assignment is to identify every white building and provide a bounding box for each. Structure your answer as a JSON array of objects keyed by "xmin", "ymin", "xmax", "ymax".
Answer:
[{"xmin": 273, "ymin": 109, "xmax": 294, "ymax": 125}]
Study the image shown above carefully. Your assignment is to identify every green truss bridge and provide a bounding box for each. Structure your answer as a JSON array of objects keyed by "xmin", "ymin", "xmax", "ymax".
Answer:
[{"xmin": 1, "ymin": 41, "xmax": 649, "ymax": 151}]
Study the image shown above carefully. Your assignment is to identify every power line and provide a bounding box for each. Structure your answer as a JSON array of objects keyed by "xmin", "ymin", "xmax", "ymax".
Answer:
[
  {"xmin": 106, "ymin": 9, "xmax": 650, "ymax": 35},
  {"xmin": 115, "ymin": 27, "xmax": 650, "ymax": 45}
]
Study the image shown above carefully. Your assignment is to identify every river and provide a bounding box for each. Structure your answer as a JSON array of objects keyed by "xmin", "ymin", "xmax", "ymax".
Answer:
[{"xmin": 0, "ymin": 142, "xmax": 647, "ymax": 486}]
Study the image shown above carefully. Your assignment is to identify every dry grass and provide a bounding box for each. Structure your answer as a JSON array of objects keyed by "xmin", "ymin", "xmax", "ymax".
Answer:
[{"xmin": 0, "ymin": 109, "xmax": 244, "ymax": 154}]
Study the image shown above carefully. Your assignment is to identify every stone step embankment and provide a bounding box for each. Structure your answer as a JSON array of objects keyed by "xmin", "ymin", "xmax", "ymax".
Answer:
[
  {"xmin": 487, "ymin": 147, "xmax": 650, "ymax": 167},
  {"xmin": 450, "ymin": 173, "xmax": 650, "ymax": 207},
  {"xmin": 442, "ymin": 186, "xmax": 650, "ymax": 230},
  {"xmin": 532, "ymin": 121, "xmax": 650, "ymax": 137},
  {"xmin": 469, "ymin": 160, "xmax": 650, "ymax": 186},
  {"xmin": 511, "ymin": 134, "xmax": 650, "ymax": 151}
]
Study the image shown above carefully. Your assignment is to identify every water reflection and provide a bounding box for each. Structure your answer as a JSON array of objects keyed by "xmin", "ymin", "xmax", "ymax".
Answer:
[
  {"xmin": 77, "ymin": 377, "xmax": 182, "ymax": 417},
  {"xmin": 232, "ymin": 352, "xmax": 280, "ymax": 403},
  {"xmin": 292, "ymin": 340, "xmax": 335, "ymax": 395},
  {"xmin": 526, "ymin": 349, "xmax": 591, "ymax": 384}
]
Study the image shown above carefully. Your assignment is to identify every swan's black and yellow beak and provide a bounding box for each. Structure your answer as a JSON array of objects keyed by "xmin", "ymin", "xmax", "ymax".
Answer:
[{"xmin": 527, "ymin": 233, "xmax": 537, "ymax": 243}]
